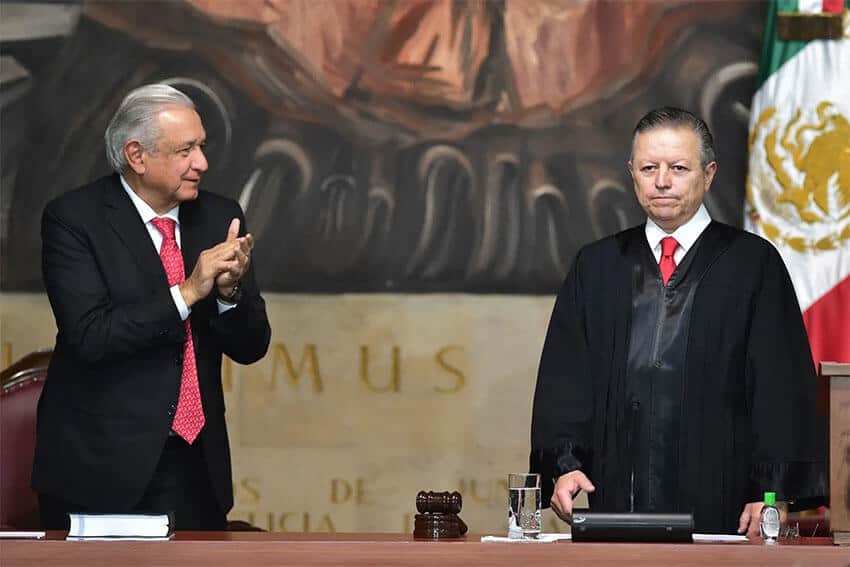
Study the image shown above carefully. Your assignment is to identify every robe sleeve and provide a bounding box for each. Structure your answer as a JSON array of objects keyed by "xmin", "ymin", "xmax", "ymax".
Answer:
[
  {"xmin": 745, "ymin": 245, "xmax": 828, "ymax": 504},
  {"xmin": 529, "ymin": 248, "xmax": 595, "ymax": 504}
]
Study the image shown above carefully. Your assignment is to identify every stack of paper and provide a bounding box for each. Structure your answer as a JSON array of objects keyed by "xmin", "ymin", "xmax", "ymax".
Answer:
[
  {"xmin": 67, "ymin": 513, "xmax": 173, "ymax": 540},
  {"xmin": 481, "ymin": 533, "xmax": 572, "ymax": 543}
]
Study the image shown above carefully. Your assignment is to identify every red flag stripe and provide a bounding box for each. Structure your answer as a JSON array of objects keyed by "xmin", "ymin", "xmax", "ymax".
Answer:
[
  {"xmin": 822, "ymin": 0, "xmax": 844, "ymax": 14},
  {"xmin": 802, "ymin": 274, "xmax": 850, "ymax": 367}
]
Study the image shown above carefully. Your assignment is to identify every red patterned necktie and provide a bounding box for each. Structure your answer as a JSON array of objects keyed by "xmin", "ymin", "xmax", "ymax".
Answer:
[
  {"xmin": 659, "ymin": 236, "xmax": 679, "ymax": 286},
  {"xmin": 150, "ymin": 217, "xmax": 205, "ymax": 444}
]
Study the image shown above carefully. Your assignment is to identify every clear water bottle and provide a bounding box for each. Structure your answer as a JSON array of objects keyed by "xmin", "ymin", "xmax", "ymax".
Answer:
[{"xmin": 759, "ymin": 491, "xmax": 780, "ymax": 543}]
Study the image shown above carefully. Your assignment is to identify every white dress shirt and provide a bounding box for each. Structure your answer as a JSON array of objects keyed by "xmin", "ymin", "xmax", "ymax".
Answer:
[
  {"xmin": 120, "ymin": 176, "xmax": 235, "ymax": 317},
  {"xmin": 644, "ymin": 204, "xmax": 712, "ymax": 265}
]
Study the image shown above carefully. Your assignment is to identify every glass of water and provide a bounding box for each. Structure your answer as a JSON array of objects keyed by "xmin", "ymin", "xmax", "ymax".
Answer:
[{"xmin": 507, "ymin": 472, "xmax": 541, "ymax": 539}]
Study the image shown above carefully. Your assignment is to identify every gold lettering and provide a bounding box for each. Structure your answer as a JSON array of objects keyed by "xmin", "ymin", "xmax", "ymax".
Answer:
[
  {"xmin": 314, "ymin": 514, "xmax": 336, "ymax": 533},
  {"xmin": 331, "ymin": 478, "xmax": 352, "ymax": 504},
  {"xmin": 272, "ymin": 343, "xmax": 323, "ymax": 392},
  {"xmin": 468, "ymin": 479, "xmax": 492, "ymax": 504},
  {"xmin": 222, "ymin": 355, "xmax": 232, "ymax": 392},
  {"xmin": 331, "ymin": 478, "xmax": 372, "ymax": 505},
  {"xmin": 274, "ymin": 512, "xmax": 336, "ymax": 533},
  {"xmin": 239, "ymin": 477, "xmax": 261, "ymax": 504},
  {"xmin": 278, "ymin": 512, "xmax": 295, "ymax": 532},
  {"xmin": 434, "ymin": 345, "xmax": 465, "ymax": 393},
  {"xmin": 359, "ymin": 345, "xmax": 400, "ymax": 392},
  {"xmin": 2, "ymin": 342, "xmax": 11, "ymax": 369},
  {"xmin": 355, "ymin": 478, "xmax": 372, "ymax": 505}
]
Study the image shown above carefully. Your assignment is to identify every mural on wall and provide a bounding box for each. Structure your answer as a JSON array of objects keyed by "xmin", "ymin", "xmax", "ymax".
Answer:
[
  {"xmin": 0, "ymin": 0, "xmax": 774, "ymax": 535},
  {"xmin": 1, "ymin": 0, "xmax": 765, "ymax": 292}
]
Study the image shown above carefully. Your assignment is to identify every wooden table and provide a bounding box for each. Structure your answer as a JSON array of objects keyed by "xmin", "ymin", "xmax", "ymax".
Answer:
[{"xmin": 0, "ymin": 532, "xmax": 846, "ymax": 566}]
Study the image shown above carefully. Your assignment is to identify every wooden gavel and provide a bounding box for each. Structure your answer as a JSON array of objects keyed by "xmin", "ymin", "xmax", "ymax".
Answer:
[{"xmin": 416, "ymin": 490, "xmax": 463, "ymax": 515}]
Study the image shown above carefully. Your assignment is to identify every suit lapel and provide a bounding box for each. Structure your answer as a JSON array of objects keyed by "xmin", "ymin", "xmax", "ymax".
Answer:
[
  {"xmin": 178, "ymin": 198, "xmax": 210, "ymax": 356},
  {"xmin": 178, "ymin": 198, "xmax": 204, "ymax": 281},
  {"xmin": 617, "ymin": 226, "xmax": 652, "ymax": 293},
  {"xmin": 103, "ymin": 175, "xmax": 169, "ymax": 287},
  {"xmin": 676, "ymin": 222, "xmax": 738, "ymax": 285}
]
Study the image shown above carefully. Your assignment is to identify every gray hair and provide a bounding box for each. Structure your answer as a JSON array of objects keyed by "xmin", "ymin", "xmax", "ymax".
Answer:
[
  {"xmin": 104, "ymin": 84, "xmax": 196, "ymax": 174},
  {"xmin": 631, "ymin": 107, "xmax": 716, "ymax": 168}
]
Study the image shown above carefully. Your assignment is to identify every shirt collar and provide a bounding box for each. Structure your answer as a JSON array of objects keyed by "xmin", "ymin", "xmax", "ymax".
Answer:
[
  {"xmin": 644, "ymin": 204, "xmax": 712, "ymax": 254},
  {"xmin": 120, "ymin": 175, "xmax": 180, "ymax": 225}
]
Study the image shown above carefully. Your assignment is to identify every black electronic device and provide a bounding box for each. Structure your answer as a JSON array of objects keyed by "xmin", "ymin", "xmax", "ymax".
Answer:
[{"xmin": 570, "ymin": 512, "xmax": 694, "ymax": 543}]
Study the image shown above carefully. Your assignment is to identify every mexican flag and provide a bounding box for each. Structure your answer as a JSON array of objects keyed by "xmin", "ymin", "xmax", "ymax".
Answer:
[{"xmin": 745, "ymin": 0, "xmax": 850, "ymax": 368}]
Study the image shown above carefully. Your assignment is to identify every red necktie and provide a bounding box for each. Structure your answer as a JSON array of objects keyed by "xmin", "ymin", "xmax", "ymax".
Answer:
[
  {"xmin": 659, "ymin": 236, "xmax": 678, "ymax": 286},
  {"xmin": 151, "ymin": 217, "xmax": 205, "ymax": 444}
]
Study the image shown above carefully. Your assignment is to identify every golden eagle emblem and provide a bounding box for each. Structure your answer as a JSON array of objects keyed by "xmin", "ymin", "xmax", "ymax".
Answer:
[{"xmin": 747, "ymin": 101, "xmax": 850, "ymax": 252}]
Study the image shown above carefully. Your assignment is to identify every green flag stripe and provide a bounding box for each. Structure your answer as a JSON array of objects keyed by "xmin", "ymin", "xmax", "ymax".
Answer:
[
  {"xmin": 757, "ymin": 0, "xmax": 850, "ymax": 88},
  {"xmin": 756, "ymin": 0, "xmax": 808, "ymax": 88}
]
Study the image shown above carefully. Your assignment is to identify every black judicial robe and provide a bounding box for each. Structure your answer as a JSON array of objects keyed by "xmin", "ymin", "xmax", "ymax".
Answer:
[{"xmin": 530, "ymin": 221, "xmax": 827, "ymax": 533}]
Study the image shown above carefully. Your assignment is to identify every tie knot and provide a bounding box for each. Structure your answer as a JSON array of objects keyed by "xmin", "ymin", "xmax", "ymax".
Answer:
[
  {"xmin": 661, "ymin": 236, "xmax": 678, "ymax": 258},
  {"xmin": 151, "ymin": 217, "xmax": 176, "ymax": 241}
]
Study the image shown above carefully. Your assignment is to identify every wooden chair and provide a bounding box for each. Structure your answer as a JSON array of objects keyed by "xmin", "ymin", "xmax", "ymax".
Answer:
[{"xmin": 0, "ymin": 349, "xmax": 52, "ymax": 529}]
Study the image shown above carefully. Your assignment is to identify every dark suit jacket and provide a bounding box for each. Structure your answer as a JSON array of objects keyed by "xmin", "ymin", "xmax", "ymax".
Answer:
[{"xmin": 32, "ymin": 174, "xmax": 271, "ymax": 513}]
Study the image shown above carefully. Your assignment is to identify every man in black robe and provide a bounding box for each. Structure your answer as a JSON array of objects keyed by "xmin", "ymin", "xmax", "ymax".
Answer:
[{"xmin": 530, "ymin": 107, "xmax": 826, "ymax": 535}]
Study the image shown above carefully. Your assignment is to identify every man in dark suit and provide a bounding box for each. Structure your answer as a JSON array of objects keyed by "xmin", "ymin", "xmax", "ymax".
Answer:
[{"xmin": 33, "ymin": 84, "xmax": 271, "ymax": 530}]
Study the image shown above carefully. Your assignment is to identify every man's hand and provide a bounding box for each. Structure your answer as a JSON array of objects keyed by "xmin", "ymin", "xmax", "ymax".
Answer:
[
  {"xmin": 551, "ymin": 470, "xmax": 595, "ymax": 522},
  {"xmin": 214, "ymin": 218, "xmax": 254, "ymax": 296},
  {"xmin": 179, "ymin": 218, "xmax": 253, "ymax": 307},
  {"xmin": 738, "ymin": 501, "xmax": 787, "ymax": 538}
]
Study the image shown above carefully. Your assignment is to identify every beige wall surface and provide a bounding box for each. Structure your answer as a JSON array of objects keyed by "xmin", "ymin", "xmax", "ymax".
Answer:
[{"xmin": 1, "ymin": 292, "xmax": 577, "ymax": 534}]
